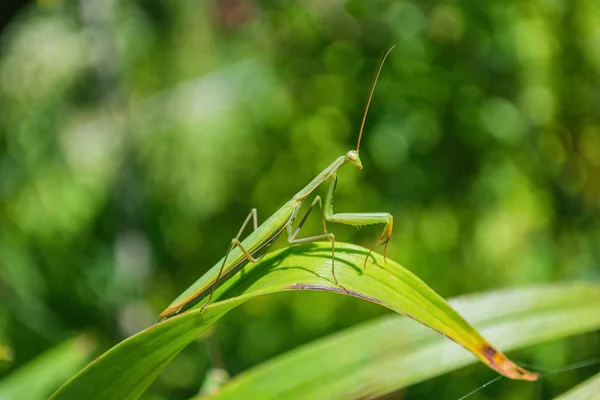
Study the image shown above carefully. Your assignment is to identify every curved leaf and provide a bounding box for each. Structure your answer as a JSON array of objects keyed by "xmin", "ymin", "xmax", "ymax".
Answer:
[
  {"xmin": 52, "ymin": 242, "xmax": 537, "ymax": 399},
  {"xmin": 0, "ymin": 335, "xmax": 95, "ymax": 400},
  {"xmin": 203, "ymin": 282, "xmax": 600, "ymax": 400},
  {"xmin": 555, "ymin": 370, "xmax": 600, "ymax": 400}
]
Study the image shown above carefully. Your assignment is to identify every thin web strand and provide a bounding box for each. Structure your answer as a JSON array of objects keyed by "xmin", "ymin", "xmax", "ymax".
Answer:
[
  {"xmin": 457, "ymin": 376, "xmax": 503, "ymax": 400},
  {"xmin": 456, "ymin": 357, "xmax": 600, "ymax": 400}
]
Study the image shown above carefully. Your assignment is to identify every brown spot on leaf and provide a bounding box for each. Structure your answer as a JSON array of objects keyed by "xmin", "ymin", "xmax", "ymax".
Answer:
[
  {"xmin": 479, "ymin": 343, "xmax": 539, "ymax": 381},
  {"xmin": 481, "ymin": 345, "xmax": 498, "ymax": 363}
]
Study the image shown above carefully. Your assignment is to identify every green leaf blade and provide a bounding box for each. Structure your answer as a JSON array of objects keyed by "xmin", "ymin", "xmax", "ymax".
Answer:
[
  {"xmin": 53, "ymin": 243, "xmax": 550, "ymax": 399},
  {"xmin": 0, "ymin": 335, "xmax": 96, "ymax": 400},
  {"xmin": 206, "ymin": 283, "xmax": 600, "ymax": 400},
  {"xmin": 555, "ymin": 370, "xmax": 600, "ymax": 400}
]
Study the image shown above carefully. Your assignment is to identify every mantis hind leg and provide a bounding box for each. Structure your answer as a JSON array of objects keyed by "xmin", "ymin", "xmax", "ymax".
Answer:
[
  {"xmin": 287, "ymin": 196, "xmax": 348, "ymax": 291},
  {"xmin": 201, "ymin": 209, "xmax": 261, "ymax": 311},
  {"xmin": 324, "ymin": 173, "xmax": 394, "ymax": 268}
]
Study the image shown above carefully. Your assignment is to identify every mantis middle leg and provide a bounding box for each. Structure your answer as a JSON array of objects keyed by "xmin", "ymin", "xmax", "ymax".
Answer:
[{"xmin": 286, "ymin": 196, "xmax": 344, "ymax": 288}]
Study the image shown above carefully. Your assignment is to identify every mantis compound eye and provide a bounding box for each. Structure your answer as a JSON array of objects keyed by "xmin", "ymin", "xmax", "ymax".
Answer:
[{"xmin": 346, "ymin": 150, "xmax": 363, "ymax": 169}]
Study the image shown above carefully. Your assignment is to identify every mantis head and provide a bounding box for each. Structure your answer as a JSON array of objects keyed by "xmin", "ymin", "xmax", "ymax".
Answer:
[{"xmin": 346, "ymin": 150, "xmax": 363, "ymax": 170}]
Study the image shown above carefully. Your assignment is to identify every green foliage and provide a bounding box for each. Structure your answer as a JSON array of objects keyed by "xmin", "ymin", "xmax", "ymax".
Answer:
[
  {"xmin": 52, "ymin": 245, "xmax": 599, "ymax": 399},
  {"xmin": 0, "ymin": 346, "xmax": 12, "ymax": 372},
  {"xmin": 198, "ymin": 282, "xmax": 600, "ymax": 400},
  {"xmin": 1, "ymin": 0, "xmax": 599, "ymax": 399},
  {"xmin": 555, "ymin": 371, "xmax": 600, "ymax": 400},
  {"xmin": 0, "ymin": 336, "xmax": 95, "ymax": 400},
  {"xmin": 52, "ymin": 243, "xmax": 535, "ymax": 399}
]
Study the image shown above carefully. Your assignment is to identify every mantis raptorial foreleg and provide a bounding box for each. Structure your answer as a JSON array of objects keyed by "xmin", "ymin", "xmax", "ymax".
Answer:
[
  {"xmin": 235, "ymin": 208, "xmax": 259, "ymax": 237},
  {"xmin": 291, "ymin": 196, "xmax": 328, "ymax": 238},
  {"xmin": 201, "ymin": 209, "xmax": 262, "ymax": 311},
  {"xmin": 286, "ymin": 196, "xmax": 341, "ymax": 286},
  {"xmin": 323, "ymin": 173, "xmax": 394, "ymax": 267}
]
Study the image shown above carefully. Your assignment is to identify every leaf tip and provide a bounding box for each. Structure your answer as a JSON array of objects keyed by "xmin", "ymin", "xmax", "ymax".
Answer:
[{"xmin": 480, "ymin": 344, "xmax": 539, "ymax": 381}]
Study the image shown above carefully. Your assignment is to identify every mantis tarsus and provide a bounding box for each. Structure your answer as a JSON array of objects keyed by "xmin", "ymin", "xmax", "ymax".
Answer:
[{"xmin": 159, "ymin": 47, "xmax": 395, "ymax": 321}]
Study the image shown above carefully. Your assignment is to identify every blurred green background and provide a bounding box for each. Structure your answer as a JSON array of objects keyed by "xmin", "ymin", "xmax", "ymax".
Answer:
[{"xmin": 1, "ymin": 0, "xmax": 599, "ymax": 399}]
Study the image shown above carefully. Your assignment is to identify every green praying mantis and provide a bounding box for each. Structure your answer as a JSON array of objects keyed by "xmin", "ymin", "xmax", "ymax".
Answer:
[{"xmin": 159, "ymin": 47, "xmax": 396, "ymax": 321}]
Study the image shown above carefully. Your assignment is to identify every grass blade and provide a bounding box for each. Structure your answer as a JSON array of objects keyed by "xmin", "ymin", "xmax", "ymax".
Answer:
[
  {"xmin": 53, "ymin": 242, "xmax": 545, "ymax": 399},
  {"xmin": 554, "ymin": 370, "xmax": 600, "ymax": 400},
  {"xmin": 0, "ymin": 335, "xmax": 95, "ymax": 400},
  {"xmin": 203, "ymin": 282, "xmax": 600, "ymax": 400}
]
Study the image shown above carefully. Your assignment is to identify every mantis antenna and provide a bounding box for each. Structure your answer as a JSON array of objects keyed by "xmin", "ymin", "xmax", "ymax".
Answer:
[{"xmin": 356, "ymin": 45, "xmax": 395, "ymax": 152}]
